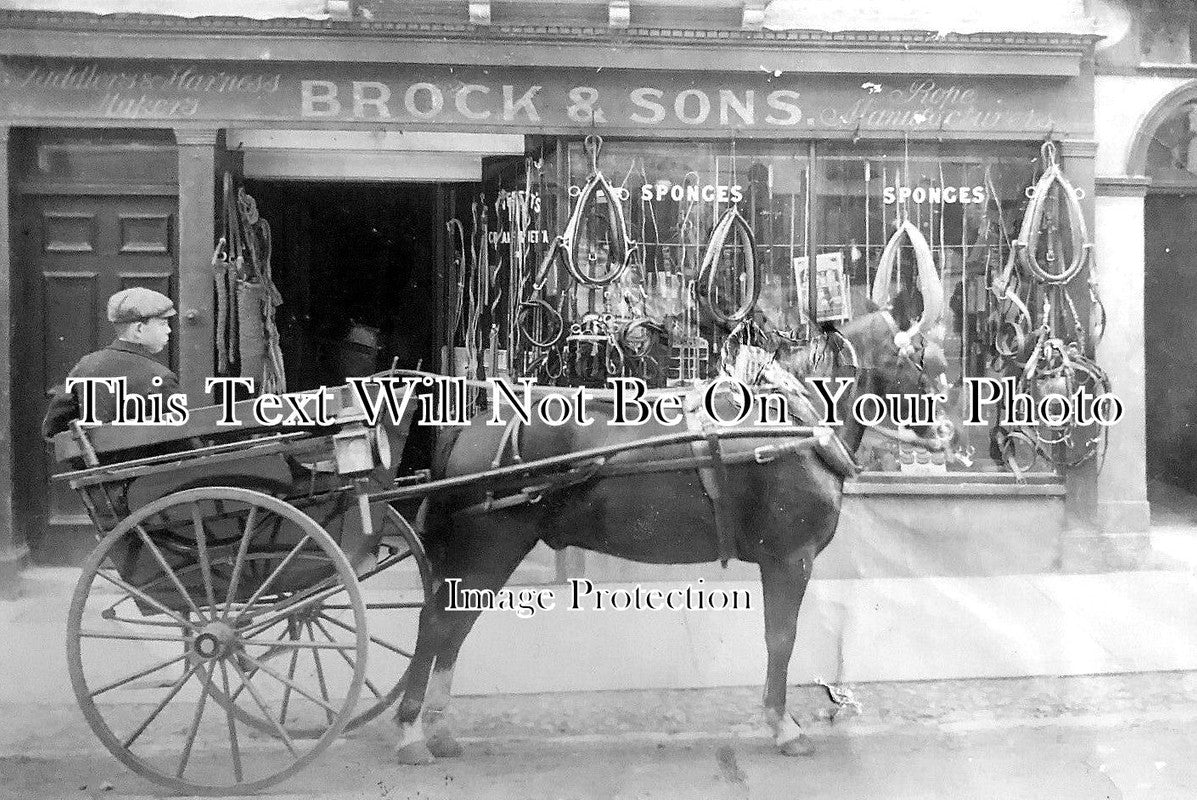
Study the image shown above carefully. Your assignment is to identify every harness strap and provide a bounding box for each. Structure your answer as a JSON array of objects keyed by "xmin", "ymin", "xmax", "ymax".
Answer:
[
  {"xmin": 684, "ymin": 393, "xmax": 738, "ymax": 568},
  {"xmin": 482, "ymin": 415, "xmax": 524, "ymax": 507}
]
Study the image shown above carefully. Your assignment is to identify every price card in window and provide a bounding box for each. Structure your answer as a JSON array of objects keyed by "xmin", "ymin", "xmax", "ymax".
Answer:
[{"xmin": 793, "ymin": 252, "xmax": 852, "ymax": 323}]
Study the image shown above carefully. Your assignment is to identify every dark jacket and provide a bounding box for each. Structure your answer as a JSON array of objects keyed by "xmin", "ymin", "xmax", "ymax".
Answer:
[{"xmin": 42, "ymin": 339, "xmax": 180, "ymax": 440}]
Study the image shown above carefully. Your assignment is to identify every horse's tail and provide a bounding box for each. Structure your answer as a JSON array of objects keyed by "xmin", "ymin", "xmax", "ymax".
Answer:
[
  {"xmin": 416, "ymin": 425, "xmax": 469, "ymax": 576},
  {"xmin": 415, "ymin": 496, "xmax": 452, "ymax": 576}
]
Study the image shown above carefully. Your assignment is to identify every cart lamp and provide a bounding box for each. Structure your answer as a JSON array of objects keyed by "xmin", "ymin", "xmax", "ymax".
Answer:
[{"xmin": 333, "ymin": 425, "xmax": 376, "ymax": 475}]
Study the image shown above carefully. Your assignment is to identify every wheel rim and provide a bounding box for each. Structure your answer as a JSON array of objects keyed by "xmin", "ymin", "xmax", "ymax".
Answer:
[
  {"xmin": 66, "ymin": 487, "xmax": 368, "ymax": 796},
  {"xmin": 207, "ymin": 505, "xmax": 432, "ymax": 738}
]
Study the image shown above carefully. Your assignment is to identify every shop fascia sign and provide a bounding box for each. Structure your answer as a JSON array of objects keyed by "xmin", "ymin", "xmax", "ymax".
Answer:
[
  {"xmin": 298, "ymin": 78, "xmax": 1055, "ymax": 133},
  {"xmin": 1, "ymin": 58, "xmax": 1069, "ymax": 135}
]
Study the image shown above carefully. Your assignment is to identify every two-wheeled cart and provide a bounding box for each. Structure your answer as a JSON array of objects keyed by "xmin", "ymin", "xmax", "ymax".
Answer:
[{"xmin": 54, "ymin": 378, "xmax": 828, "ymax": 795}]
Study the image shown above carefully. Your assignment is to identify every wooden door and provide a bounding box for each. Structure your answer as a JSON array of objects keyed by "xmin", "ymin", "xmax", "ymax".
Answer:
[{"xmin": 14, "ymin": 191, "xmax": 177, "ymax": 564}]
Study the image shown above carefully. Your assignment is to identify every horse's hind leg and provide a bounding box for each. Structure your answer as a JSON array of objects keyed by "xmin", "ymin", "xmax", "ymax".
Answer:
[{"xmin": 759, "ymin": 548, "xmax": 816, "ymax": 756}]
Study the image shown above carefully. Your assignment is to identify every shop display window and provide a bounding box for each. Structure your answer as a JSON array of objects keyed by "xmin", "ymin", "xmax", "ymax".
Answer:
[{"xmin": 546, "ymin": 138, "xmax": 1069, "ymax": 475}]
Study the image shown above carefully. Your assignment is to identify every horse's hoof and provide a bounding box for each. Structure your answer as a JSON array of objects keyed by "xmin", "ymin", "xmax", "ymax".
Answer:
[
  {"xmin": 395, "ymin": 740, "xmax": 436, "ymax": 765},
  {"xmin": 778, "ymin": 734, "xmax": 815, "ymax": 757},
  {"xmin": 426, "ymin": 732, "xmax": 463, "ymax": 758}
]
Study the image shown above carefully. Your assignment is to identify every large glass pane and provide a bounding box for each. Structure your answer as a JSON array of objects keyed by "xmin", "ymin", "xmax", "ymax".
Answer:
[
  {"xmin": 558, "ymin": 139, "xmax": 808, "ymax": 385},
  {"xmin": 816, "ymin": 143, "xmax": 1046, "ymax": 473}
]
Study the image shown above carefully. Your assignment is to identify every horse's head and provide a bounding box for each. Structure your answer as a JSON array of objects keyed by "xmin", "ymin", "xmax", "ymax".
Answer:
[{"xmin": 828, "ymin": 311, "xmax": 967, "ymax": 461}]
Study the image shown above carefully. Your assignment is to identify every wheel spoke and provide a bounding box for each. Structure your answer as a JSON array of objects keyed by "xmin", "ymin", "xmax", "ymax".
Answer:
[
  {"xmin": 176, "ymin": 662, "xmax": 213, "ymax": 778},
  {"xmin": 238, "ymin": 577, "xmax": 341, "ymax": 638},
  {"xmin": 306, "ymin": 622, "xmax": 335, "ymax": 726},
  {"xmin": 93, "ymin": 569, "xmax": 196, "ymax": 632},
  {"xmin": 221, "ymin": 505, "xmax": 260, "ymax": 620},
  {"xmin": 237, "ymin": 650, "xmax": 342, "ymax": 715},
  {"xmin": 122, "ymin": 662, "xmax": 200, "ymax": 750},
  {"xmin": 90, "ymin": 652, "xmax": 190, "ymax": 698},
  {"xmin": 322, "ymin": 601, "xmax": 424, "ymax": 611},
  {"xmin": 319, "ymin": 613, "xmax": 412, "ymax": 659},
  {"xmin": 217, "ymin": 660, "xmax": 244, "ymax": 784},
  {"xmin": 133, "ymin": 523, "xmax": 205, "ymax": 621},
  {"xmin": 190, "ymin": 503, "xmax": 218, "ymax": 611},
  {"xmin": 226, "ymin": 622, "xmax": 293, "ymax": 706},
  {"xmin": 313, "ymin": 617, "xmax": 381, "ymax": 699},
  {"xmin": 80, "ymin": 629, "xmax": 190, "ymax": 643},
  {"xmin": 228, "ymin": 659, "xmax": 298, "ymax": 757},
  {"xmin": 236, "ymin": 534, "xmax": 313, "ymax": 622},
  {"xmin": 240, "ymin": 639, "xmax": 358, "ymax": 651},
  {"xmin": 278, "ymin": 628, "xmax": 301, "ymax": 726}
]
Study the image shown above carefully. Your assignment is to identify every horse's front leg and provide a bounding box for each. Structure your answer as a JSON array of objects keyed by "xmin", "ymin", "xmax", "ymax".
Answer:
[{"xmin": 759, "ymin": 549, "xmax": 816, "ymax": 756}]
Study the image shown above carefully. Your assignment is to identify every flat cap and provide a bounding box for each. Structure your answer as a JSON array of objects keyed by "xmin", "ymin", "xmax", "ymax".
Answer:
[{"xmin": 107, "ymin": 287, "xmax": 176, "ymax": 324}]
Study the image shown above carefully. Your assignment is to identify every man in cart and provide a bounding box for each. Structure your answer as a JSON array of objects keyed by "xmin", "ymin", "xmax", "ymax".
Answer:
[{"xmin": 42, "ymin": 287, "xmax": 180, "ymax": 439}]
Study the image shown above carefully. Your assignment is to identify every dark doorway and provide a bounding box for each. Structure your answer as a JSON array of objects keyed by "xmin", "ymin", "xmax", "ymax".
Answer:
[
  {"xmin": 241, "ymin": 180, "xmax": 472, "ymax": 477},
  {"xmin": 1145, "ymin": 192, "xmax": 1197, "ymax": 493},
  {"xmin": 243, "ymin": 181, "xmax": 444, "ymax": 390}
]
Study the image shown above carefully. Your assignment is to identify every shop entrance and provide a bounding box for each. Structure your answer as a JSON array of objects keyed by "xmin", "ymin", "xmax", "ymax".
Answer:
[
  {"xmin": 243, "ymin": 179, "xmax": 461, "ymax": 475},
  {"xmin": 244, "ymin": 180, "xmax": 444, "ymax": 389},
  {"xmin": 1145, "ymin": 192, "xmax": 1197, "ymax": 499}
]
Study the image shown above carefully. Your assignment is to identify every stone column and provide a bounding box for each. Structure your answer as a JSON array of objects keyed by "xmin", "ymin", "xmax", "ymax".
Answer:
[
  {"xmin": 1093, "ymin": 177, "xmax": 1151, "ymax": 532},
  {"xmin": 0, "ymin": 125, "xmax": 25, "ymax": 599},
  {"xmin": 1062, "ymin": 175, "xmax": 1152, "ymax": 569},
  {"xmin": 174, "ymin": 130, "xmax": 219, "ymax": 399}
]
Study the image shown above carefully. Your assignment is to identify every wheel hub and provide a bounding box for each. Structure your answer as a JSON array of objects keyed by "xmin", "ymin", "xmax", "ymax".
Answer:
[{"xmin": 192, "ymin": 621, "xmax": 236, "ymax": 660}]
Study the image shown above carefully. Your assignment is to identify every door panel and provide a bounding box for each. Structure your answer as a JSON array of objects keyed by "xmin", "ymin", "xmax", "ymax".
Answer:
[{"xmin": 16, "ymin": 192, "xmax": 177, "ymax": 564}]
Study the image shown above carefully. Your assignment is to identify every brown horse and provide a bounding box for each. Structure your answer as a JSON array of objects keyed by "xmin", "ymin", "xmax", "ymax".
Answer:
[{"xmin": 390, "ymin": 309, "xmax": 955, "ymax": 763}]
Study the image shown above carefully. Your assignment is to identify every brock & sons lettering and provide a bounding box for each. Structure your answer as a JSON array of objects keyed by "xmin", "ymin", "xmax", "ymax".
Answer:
[{"xmin": 300, "ymin": 80, "xmax": 805, "ymax": 127}]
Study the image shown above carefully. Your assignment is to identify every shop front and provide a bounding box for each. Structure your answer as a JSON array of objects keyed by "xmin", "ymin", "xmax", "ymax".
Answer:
[{"xmin": 0, "ymin": 8, "xmax": 1109, "ymax": 636}]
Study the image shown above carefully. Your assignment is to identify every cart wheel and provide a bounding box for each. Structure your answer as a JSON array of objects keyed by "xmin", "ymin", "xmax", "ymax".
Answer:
[
  {"xmin": 214, "ymin": 505, "xmax": 433, "ymax": 739},
  {"xmin": 66, "ymin": 487, "xmax": 368, "ymax": 797}
]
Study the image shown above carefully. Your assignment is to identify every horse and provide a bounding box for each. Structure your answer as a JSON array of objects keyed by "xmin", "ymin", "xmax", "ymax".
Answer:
[{"xmin": 389, "ymin": 308, "xmax": 958, "ymax": 764}]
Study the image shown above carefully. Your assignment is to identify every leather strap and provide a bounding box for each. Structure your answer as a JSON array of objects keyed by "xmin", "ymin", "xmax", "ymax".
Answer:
[{"xmin": 684, "ymin": 392, "xmax": 737, "ymax": 567}]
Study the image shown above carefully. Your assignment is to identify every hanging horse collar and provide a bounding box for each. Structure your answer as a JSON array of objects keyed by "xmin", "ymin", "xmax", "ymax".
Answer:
[
  {"xmin": 698, "ymin": 203, "xmax": 761, "ymax": 327},
  {"xmin": 555, "ymin": 135, "xmax": 634, "ymax": 287},
  {"xmin": 1014, "ymin": 141, "xmax": 1090, "ymax": 286},
  {"xmin": 871, "ymin": 211, "xmax": 944, "ymax": 354}
]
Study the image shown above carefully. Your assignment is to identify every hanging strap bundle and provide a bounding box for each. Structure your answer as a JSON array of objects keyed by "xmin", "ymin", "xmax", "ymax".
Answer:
[
  {"xmin": 986, "ymin": 141, "xmax": 1110, "ymax": 474},
  {"xmin": 215, "ymin": 172, "xmax": 286, "ymax": 394}
]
